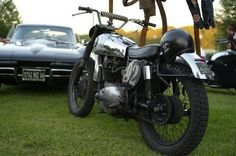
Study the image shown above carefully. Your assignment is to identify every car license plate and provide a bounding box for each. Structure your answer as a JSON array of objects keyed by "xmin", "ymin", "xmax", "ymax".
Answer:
[{"xmin": 22, "ymin": 69, "xmax": 46, "ymax": 82}]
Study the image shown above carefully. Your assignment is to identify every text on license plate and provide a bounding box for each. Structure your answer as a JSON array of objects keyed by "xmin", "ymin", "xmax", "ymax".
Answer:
[{"xmin": 22, "ymin": 69, "xmax": 46, "ymax": 82}]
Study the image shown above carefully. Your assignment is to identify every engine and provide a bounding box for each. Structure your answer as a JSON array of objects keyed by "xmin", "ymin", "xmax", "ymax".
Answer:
[
  {"xmin": 95, "ymin": 59, "xmax": 143, "ymax": 115},
  {"xmin": 94, "ymin": 56, "xmax": 125, "ymax": 115},
  {"xmin": 102, "ymin": 56, "xmax": 126, "ymax": 82},
  {"xmin": 95, "ymin": 82, "xmax": 125, "ymax": 115}
]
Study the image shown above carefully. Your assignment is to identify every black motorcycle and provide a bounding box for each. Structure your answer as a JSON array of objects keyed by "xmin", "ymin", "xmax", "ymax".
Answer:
[
  {"xmin": 68, "ymin": 7, "xmax": 213, "ymax": 155},
  {"xmin": 206, "ymin": 39, "xmax": 236, "ymax": 89}
]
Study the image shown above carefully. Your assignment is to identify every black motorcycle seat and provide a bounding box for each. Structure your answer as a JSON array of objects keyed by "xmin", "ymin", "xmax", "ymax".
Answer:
[{"xmin": 128, "ymin": 44, "xmax": 161, "ymax": 59}]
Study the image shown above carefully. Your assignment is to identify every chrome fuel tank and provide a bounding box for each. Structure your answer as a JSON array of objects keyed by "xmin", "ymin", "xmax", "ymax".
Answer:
[{"xmin": 94, "ymin": 33, "xmax": 137, "ymax": 58}]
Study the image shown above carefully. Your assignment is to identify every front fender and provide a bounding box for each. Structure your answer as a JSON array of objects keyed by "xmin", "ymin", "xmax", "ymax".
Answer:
[{"xmin": 178, "ymin": 53, "xmax": 214, "ymax": 80}]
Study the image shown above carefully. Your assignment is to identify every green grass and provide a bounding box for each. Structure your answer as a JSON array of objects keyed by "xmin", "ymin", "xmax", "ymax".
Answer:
[{"xmin": 0, "ymin": 85, "xmax": 235, "ymax": 156}]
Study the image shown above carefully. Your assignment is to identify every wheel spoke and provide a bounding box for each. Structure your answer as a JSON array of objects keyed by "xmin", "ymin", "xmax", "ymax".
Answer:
[
  {"xmin": 139, "ymin": 65, "xmax": 208, "ymax": 154},
  {"xmin": 153, "ymin": 78, "xmax": 190, "ymax": 144},
  {"xmin": 72, "ymin": 69, "xmax": 89, "ymax": 108}
]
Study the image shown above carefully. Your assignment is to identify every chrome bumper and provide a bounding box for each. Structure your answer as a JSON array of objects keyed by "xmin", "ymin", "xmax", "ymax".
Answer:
[{"xmin": 0, "ymin": 67, "xmax": 72, "ymax": 82}]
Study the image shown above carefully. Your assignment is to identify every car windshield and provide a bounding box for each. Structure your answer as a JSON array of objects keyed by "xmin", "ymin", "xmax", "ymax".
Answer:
[{"xmin": 11, "ymin": 25, "xmax": 76, "ymax": 43}]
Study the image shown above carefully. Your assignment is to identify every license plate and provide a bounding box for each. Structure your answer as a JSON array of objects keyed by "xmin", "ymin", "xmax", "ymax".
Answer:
[
  {"xmin": 196, "ymin": 63, "xmax": 212, "ymax": 74},
  {"xmin": 22, "ymin": 69, "xmax": 46, "ymax": 82},
  {"xmin": 196, "ymin": 63, "xmax": 215, "ymax": 80}
]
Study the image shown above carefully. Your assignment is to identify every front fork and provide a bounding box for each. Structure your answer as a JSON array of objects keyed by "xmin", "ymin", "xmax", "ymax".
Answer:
[{"xmin": 143, "ymin": 65, "xmax": 152, "ymax": 105}]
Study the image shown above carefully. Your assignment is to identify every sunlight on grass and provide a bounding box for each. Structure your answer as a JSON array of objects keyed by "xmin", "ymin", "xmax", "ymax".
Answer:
[{"xmin": 0, "ymin": 85, "xmax": 235, "ymax": 156}]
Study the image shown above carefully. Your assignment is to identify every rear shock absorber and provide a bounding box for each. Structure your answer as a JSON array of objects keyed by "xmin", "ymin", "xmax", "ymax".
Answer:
[{"xmin": 143, "ymin": 65, "xmax": 152, "ymax": 105}]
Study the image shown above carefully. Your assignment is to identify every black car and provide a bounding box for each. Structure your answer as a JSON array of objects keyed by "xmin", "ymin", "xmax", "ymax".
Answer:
[{"xmin": 0, "ymin": 24, "xmax": 84, "ymax": 87}]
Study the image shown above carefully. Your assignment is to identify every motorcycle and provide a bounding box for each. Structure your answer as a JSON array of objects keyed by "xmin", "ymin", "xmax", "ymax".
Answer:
[
  {"xmin": 68, "ymin": 7, "xmax": 213, "ymax": 155},
  {"xmin": 206, "ymin": 39, "xmax": 236, "ymax": 89}
]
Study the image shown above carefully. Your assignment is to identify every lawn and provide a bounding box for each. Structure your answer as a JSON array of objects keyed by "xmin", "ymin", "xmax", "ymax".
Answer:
[{"xmin": 0, "ymin": 85, "xmax": 235, "ymax": 156}]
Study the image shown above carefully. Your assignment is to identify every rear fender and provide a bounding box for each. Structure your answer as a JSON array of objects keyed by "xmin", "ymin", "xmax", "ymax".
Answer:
[{"xmin": 177, "ymin": 53, "xmax": 214, "ymax": 80}]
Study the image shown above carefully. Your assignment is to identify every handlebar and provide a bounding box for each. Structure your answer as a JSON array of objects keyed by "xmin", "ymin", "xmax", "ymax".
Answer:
[
  {"xmin": 100, "ymin": 11, "xmax": 156, "ymax": 27},
  {"xmin": 130, "ymin": 19, "xmax": 156, "ymax": 27},
  {"xmin": 101, "ymin": 11, "xmax": 128, "ymax": 22},
  {"xmin": 76, "ymin": 6, "xmax": 102, "ymax": 24},
  {"xmin": 75, "ymin": 6, "xmax": 156, "ymax": 29},
  {"xmin": 78, "ymin": 6, "xmax": 93, "ymax": 13}
]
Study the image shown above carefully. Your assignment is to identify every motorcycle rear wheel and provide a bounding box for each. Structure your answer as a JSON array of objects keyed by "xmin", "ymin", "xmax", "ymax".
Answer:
[
  {"xmin": 138, "ymin": 64, "xmax": 209, "ymax": 155},
  {"xmin": 68, "ymin": 58, "xmax": 96, "ymax": 117}
]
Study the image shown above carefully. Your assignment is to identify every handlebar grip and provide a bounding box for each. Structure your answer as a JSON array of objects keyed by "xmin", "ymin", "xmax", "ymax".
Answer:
[
  {"xmin": 78, "ymin": 6, "xmax": 93, "ymax": 13},
  {"xmin": 101, "ymin": 11, "xmax": 128, "ymax": 22}
]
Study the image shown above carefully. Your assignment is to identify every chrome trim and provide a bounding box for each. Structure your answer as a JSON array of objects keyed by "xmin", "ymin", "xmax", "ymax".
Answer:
[
  {"xmin": 20, "ymin": 67, "xmax": 51, "ymax": 70},
  {"xmin": 52, "ymin": 75, "xmax": 71, "ymax": 78},
  {"xmin": 0, "ymin": 67, "xmax": 15, "ymax": 76},
  {"xmin": 96, "ymin": 85, "xmax": 125, "ymax": 107},
  {"xmin": 211, "ymin": 51, "xmax": 229, "ymax": 61},
  {"xmin": 0, "ymin": 73, "xmax": 15, "ymax": 76},
  {"xmin": 0, "ymin": 67, "xmax": 15, "ymax": 70},
  {"xmin": 51, "ymin": 69, "xmax": 72, "ymax": 78},
  {"xmin": 143, "ymin": 65, "xmax": 151, "ymax": 80},
  {"xmin": 51, "ymin": 69, "xmax": 72, "ymax": 72},
  {"xmin": 93, "ymin": 54, "xmax": 99, "ymax": 81},
  {"xmin": 94, "ymin": 34, "xmax": 136, "ymax": 58},
  {"xmin": 93, "ymin": 54, "xmax": 103, "ymax": 82}
]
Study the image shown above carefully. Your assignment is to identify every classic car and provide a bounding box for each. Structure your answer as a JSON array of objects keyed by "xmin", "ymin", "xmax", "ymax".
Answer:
[{"xmin": 0, "ymin": 24, "xmax": 84, "ymax": 87}]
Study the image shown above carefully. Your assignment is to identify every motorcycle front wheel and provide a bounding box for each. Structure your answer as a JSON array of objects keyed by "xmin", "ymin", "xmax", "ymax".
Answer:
[
  {"xmin": 68, "ymin": 58, "xmax": 96, "ymax": 117},
  {"xmin": 138, "ymin": 64, "xmax": 209, "ymax": 155}
]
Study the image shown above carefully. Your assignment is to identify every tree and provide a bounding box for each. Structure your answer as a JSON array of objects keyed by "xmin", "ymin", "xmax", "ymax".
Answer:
[
  {"xmin": 216, "ymin": 0, "xmax": 236, "ymax": 40},
  {"xmin": 0, "ymin": 0, "xmax": 21, "ymax": 38}
]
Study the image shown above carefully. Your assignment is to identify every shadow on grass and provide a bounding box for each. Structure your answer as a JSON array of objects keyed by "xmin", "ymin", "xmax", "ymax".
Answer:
[{"xmin": 0, "ymin": 84, "xmax": 67, "ymax": 95}]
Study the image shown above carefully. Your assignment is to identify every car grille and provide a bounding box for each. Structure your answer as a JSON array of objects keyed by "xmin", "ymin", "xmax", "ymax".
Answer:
[
  {"xmin": 50, "ymin": 69, "xmax": 72, "ymax": 78},
  {"xmin": 0, "ymin": 67, "xmax": 15, "ymax": 76}
]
